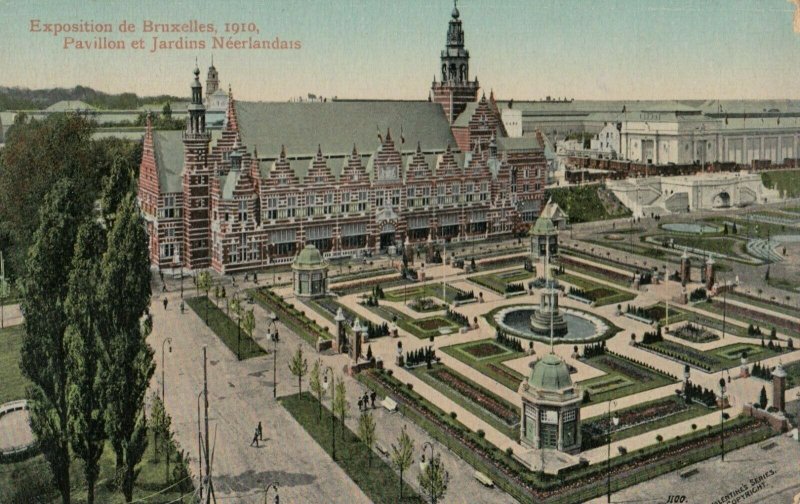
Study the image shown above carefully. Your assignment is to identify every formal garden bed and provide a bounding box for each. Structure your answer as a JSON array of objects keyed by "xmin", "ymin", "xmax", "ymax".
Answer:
[
  {"xmin": 578, "ymin": 352, "xmax": 677, "ymax": 404},
  {"xmin": 358, "ymin": 368, "xmax": 773, "ymax": 504},
  {"xmin": 694, "ymin": 299, "xmax": 800, "ymax": 338},
  {"xmin": 625, "ymin": 302, "xmax": 688, "ymax": 326},
  {"xmin": 558, "ymin": 255, "xmax": 634, "ymax": 287},
  {"xmin": 383, "ymin": 282, "xmax": 473, "ymax": 305},
  {"xmin": 580, "ymin": 395, "xmax": 712, "ymax": 450},
  {"xmin": 637, "ymin": 337, "xmax": 781, "ymax": 373},
  {"xmin": 330, "ymin": 275, "xmax": 411, "ymax": 296},
  {"xmin": 281, "ymin": 393, "xmax": 423, "ymax": 504},
  {"xmin": 362, "ymin": 303, "xmax": 463, "ymax": 339},
  {"xmin": 668, "ymin": 322, "xmax": 719, "ymax": 343},
  {"xmin": 329, "ymin": 267, "xmax": 398, "ymax": 283},
  {"xmin": 251, "ymin": 288, "xmax": 332, "ymax": 347},
  {"xmin": 475, "ymin": 254, "xmax": 528, "ymax": 271},
  {"xmin": 468, "ymin": 268, "xmax": 534, "ymax": 295},
  {"xmin": 555, "ymin": 272, "xmax": 635, "ymax": 306},
  {"xmin": 440, "ymin": 339, "xmax": 526, "ymax": 391},
  {"xmin": 186, "ymin": 296, "xmax": 267, "ymax": 359},
  {"xmin": 727, "ymin": 291, "xmax": 799, "ymax": 318},
  {"xmin": 412, "ymin": 363, "xmax": 520, "ymax": 440}
]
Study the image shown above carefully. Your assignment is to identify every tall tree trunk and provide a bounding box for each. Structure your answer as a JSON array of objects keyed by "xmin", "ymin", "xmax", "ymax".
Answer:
[{"xmin": 399, "ymin": 468, "xmax": 404, "ymax": 499}]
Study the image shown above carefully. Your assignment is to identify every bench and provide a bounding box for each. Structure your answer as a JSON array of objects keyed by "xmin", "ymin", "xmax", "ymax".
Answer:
[
  {"xmin": 381, "ymin": 397, "xmax": 398, "ymax": 412},
  {"xmin": 679, "ymin": 468, "xmax": 699, "ymax": 479},
  {"xmin": 474, "ymin": 471, "xmax": 494, "ymax": 487}
]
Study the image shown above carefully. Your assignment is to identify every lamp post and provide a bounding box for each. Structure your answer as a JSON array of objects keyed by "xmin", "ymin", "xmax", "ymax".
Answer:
[
  {"xmin": 267, "ymin": 315, "xmax": 279, "ymax": 398},
  {"xmin": 420, "ymin": 441, "xmax": 435, "ymax": 474},
  {"xmin": 161, "ymin": 337, "xmax": 173, "ymax": 405},
  {"xmin": 323, "ymin": 366, "xmax": 335, "ymax": 460},
  {"xmin": 719, "ymin": 378, "xmax": 726, "ymax": 461},
  {"xmin": 606, "ymin": 400, "xmax": 619, "ymax": 503},
  {"xmin": 263, "ymin": 482, "xmax": 280, "ymax": 504},
  {"xmin": 232, "ymin": 291, "xmax": 242, "ymax": 360}
]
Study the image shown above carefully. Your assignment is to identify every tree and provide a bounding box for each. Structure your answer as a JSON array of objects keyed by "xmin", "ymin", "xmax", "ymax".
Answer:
[
  {"xmin": 149, "ymin": 394, "xmax": 172, "ymax": 484},
  {"xmin": 333, "ymin": 378, "xmax": 349, "ymax": 440},
  {"xmin": 357, "ymin": 411, "xmax": 377, "ymax": 469},
  {"xmin": 65, "ymin": 219, "xmax": 108, "ymax": 504},
  {"xmin": 391, "ymin": 426, "xmax": 415, "ymax": 500},
  {"xmin": 196, "ymin": 271, "xmax": 212, "ymax": 323},
  {"xmin": 162, "ymin": 101, "xmax": 172, "ymax": 119},
  {"xmin": 759, "ymin": 386, "xmax": 768, "ymax": 409},
  {"xmin": 100, "ymin": 157, "xmax": 134, "ymax": 227},
  {"xmin": 99, "ymin": 195, "xmax": 155, "ymax": 502},
  {"xmin": 242, "ymin": 308, "xmax": 255, "ymax": 354},
  {"xmin": 418, "ymin": 453, "xmax": 449, "ymax": 504},
  {"xmin": 309, "ymin": 359, "xmax": 324, "ymax": 420},
  {"xmin": 20, "ymin": 179, "xmax": 85, "ymax": 504},
  {"xmin": 288, "ymin": 344, "xmax": 308, "ymax": 394}
]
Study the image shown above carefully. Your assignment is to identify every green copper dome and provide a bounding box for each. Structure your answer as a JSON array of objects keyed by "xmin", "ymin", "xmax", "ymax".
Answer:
[
  {"xmin": 528, "ymin": 354, "xmax": 573, "ymax": 391},
  {"xmin": 292, "ymin": 244, "xmax": 327, "ymax": 270},
  {"xmin": 530, "ymin": 215, "xmax": 557, "ymax": 236}
]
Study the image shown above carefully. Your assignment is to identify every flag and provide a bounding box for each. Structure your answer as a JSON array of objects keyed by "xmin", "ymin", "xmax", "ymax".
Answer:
[
  {"xmin": 400, "ymin": 125, "xmax": 405, "ymax": 144},
  {"xmin": 376, "ymin": 125, "xmax": 383, "ymax": 143}
]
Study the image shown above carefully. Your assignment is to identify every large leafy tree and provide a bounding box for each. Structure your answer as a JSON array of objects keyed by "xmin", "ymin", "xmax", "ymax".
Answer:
[
  {"xmin": 65, "ymin": 219, "xmax": 108, "ymax": 504},
  {"xmin": 20, "ymin": 179, "xmax": 85, "ymax": 504},
  {"xmin": 100, "ymin": 157, "xmax": 135, "ymax": 227},
  {"xmin": 0, "ymin": 114, "xmax": 96, "ymax": 278},
  {"xmin": 99, "ymin": 194, "xmax": 155, "ymax": 502}
]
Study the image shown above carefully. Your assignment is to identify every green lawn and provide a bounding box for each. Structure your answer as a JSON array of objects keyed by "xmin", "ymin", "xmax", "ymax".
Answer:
[
  {"xmin": 664, "ymin": 235, "xmax": 747, "ymax": 259},
  {"xmin": 0, "ymin": 325, "xmax": 28, "ymax": 404},
  {"xmin": 578, "ymin": 353, "xmax": 676, "ymax": 404},
  {"xmin": 440, "ymin": 339, "xmax": 525, "ymax": 391},
  {"xmin": 363, "ymin": 304, "xmax": 462, "ymax": 339},
  {"xmin": 783, "ymin": 361, "xmax": 800, "ymax": 389},
  {"xmin": 186, "ymin": 296, "xmax": 266, "ymax": 359},
  {"xmin": 557, "ymin": 272, "xmax": 635, "ymax": 306},
  {"xmin": 411, "ymin": 363, "xmax": 520, "ymax": 440},
  {"xmin": 545, "ymin": 185, "xmax": 631, "ymax": 224},
  {"xmin": 468, "ymin": 269, "xmax": 534, "ymax": 294},
  {"xmin": 281, "ymin": 393, "xmax": 423, "ymax": 504},
  {"xmin": 1, "ymin": 429, "xmax": 194, "ymax": 503}
]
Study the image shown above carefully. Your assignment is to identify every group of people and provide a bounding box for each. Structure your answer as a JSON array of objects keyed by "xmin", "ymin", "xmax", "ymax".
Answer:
[{"xmin": 358, "ymin": 391, "xmax": 377, "ymax": 412}]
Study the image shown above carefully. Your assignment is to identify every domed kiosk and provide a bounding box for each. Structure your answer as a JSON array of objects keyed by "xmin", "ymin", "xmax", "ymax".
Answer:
[
  {"xmin": 530, "ymin": 213, "xmax": 558, "ymax": 260},
  {"xmin": 292, "ymin": 244, "xmax": 329, "ymax": 298},
  {"xmin": 519, "ymin": 353, "xmax": 582, "ymax": 454}
]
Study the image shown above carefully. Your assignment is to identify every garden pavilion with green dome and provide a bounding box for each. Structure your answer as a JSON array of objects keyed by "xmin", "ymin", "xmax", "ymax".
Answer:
[
  {"xmin": 291, "ymin": 243, "xmax": 329, "ymax": 297},
  {"xmin": 519, "ymin": 353, "xmax": 582, "ymax": 454}
]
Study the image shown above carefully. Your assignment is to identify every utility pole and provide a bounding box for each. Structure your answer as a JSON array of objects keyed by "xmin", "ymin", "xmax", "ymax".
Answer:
[
  {"xmin": 203, "ymin": 345, "xmax": 213, "ymax": 504},
  {"xmin": 0, "ymin": 251, "xmax": 6, "ymax": 329}
]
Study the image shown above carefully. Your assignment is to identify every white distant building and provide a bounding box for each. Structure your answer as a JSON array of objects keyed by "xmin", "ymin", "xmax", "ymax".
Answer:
[
  {"xmin": 620, "ymin": 107, "xmax": 800, "ymax": 165},
  {"xmin": 590, "ymin": 122, "xmax": 620, "ymax": 157},
  {"xmin": 502, "ymin": 107, "xmax": 523, "ymax": 137}
]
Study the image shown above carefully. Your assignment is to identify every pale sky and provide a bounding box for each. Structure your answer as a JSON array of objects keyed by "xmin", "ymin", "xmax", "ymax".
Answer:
[{"xmin": 1, "ymin": 0, "xmax": 800, "ymax": 102}]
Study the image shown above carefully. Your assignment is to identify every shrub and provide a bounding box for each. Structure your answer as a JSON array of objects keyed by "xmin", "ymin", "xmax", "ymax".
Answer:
[
  {"xmin": 505, "ymin": 447, "xmax": 514, "ymax": 457},
  {"xmin": 656, "ymin": 434, "xmax": 664, "ymax": 443},
  {"xmin": 477, "ymin": 429, "xmax": 485, "ymax": 438},
  {"xmin": 450, "ymin": 411, "xmax": 457, "ymax": 420}
]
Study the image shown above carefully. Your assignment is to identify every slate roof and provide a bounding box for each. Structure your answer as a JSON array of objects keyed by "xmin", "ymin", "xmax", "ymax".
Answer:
[
  {"xmin": 152, "ymin": 131, "xmax": 184, "ymax": 194},
  {"xmin": 237, "ymin": 101, "xmax": 457, "ymax": 159}
]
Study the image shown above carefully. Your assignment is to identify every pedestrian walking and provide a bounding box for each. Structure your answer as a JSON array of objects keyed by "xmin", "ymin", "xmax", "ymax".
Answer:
[
  {"xmin": 370, "ymin": 391, "xmax": 376, "ymax": 409},
  {"xmin": 250, "ymin": 428, "xmax": 259, "ymax": 447},
  {"xmin": 257, "ymin": 421, "xmax": 263, "ymax": 440},
  {"xmin": 358, "ymin": 398, "xmax": 363, "ymax": 411},
  {"xmin": 362, "ymin": 393, "xmax": 369, "ymax": 410},
  {"xmin": 163, "ymin": 297, "xmax": 168, "ymax": 310},
  {"xmin": 162, "ymin": 283, "xmax": 167, "ymax": 293},
  {"xmin": 180, "ymin": 300, "xmax": 185, "ymax": 314}
]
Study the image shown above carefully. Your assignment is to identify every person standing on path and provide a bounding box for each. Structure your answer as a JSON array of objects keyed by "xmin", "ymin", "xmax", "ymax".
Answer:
[
  {"xmin": 163, "ymin": 297, "xmax": 168, "ymax": 310},
  {"xmin": 250, "ymin": 428, "xmax": 259, "ymax": 447},
  {"xmin": 358, "ymin": 397, "xmax": 363, "ymax": 412},
  {"xmin": 257, "ymin": 421, "xmax": 263, "ymax": 441},
  {"xmin": 370, "ymin": 391, "xmax": 376, "ymax": 409}
]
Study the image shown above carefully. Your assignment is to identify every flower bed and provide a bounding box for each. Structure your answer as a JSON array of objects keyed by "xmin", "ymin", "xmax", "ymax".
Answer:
[
  {"xmin": 476, "ymin": 254, "xmax": 528, "ymax": 270},
  {"xmin": 425, "ymin": 366, "xmax": 519, "ymax": 426},
  {"xmin": 487, "ymin": 363, "xmax": 524, "ymax": 388},
  {"xmin": 559, "ymin": 255, "xmax": 634, "ymax": 286},
  {"xmin": 697, "ymin": 299, "xmax": 800, "ymax": 337},
  {"xmin": 330, "ymin": 274, "xmax": 409, "ymax": 295},
  {"xmin": 251, "ymin": 288, "xmax": 332, "ymax": 346},
  {"xmin": 464, "ymin": 342, "xmax": 507, "ymax": 359},
  {"xmin": 579, "ymin": 352, "xmax": 676, "ymax": 404},
  {"xmin": 638, "ymin": 340, "xmax": 722, "ymax": 372},
  {"xmin": 415, "ymin": 317, "xmax": 453, "ymax": 331},
  {"xmin": 409, "ymin": 297, "xmax": 444, "ymax": 313}
]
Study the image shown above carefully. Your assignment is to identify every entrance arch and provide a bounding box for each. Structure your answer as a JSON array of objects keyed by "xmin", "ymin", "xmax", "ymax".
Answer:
[{"xmin": 712, "ymin": 191, "xmax": 731, "ymax": 208}]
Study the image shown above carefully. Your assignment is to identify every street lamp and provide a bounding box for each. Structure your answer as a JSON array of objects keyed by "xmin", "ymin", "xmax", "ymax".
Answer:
[
  {"xmin": 606, "ymin": 400, "xmax": 619, "ymax": 503},
  {"xmin": 719, "ymin": 378, "xmax": 726, "ymax": 461},
  {"xmin": 419, "ymin": 441, "xmax": 435, "ymax": 473},
  {"xmin": 323, "ymin": 366, "xmax": 335, "ymax": 460},
  {"xmin": 196, "ymin": 389, "xmax": 204, "ymax": 498},
  {"xmin": 267, "ymin": 314, "xmax": 279, "ymax": 398},
  {"xmin": 263, "ymin": 482, "xmax": 279, "ymax": 504},
  {"xmin": 161, "ymin": 337, "xmax": 173, "ymax": 405}
]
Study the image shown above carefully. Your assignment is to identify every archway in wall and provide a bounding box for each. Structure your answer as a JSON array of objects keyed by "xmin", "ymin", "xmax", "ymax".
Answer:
[{"xmin": 712, "ymin": 191, "xmax": 731, "ymax": 208}]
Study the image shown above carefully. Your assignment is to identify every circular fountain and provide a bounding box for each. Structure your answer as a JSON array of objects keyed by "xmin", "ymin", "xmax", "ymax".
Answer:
[{"xmin": 493, "ymin": 304, "xmax": 612, "ymax": 343}]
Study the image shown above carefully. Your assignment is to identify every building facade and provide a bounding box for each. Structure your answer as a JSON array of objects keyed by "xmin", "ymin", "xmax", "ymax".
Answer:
[{"xmin": 137, "ymin": 5, "xmax": 547, "ymax": 273}]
